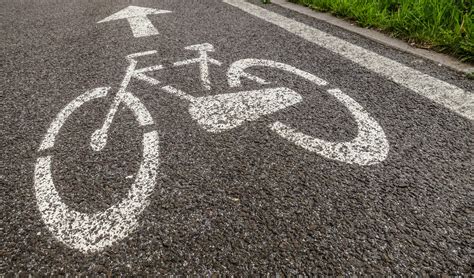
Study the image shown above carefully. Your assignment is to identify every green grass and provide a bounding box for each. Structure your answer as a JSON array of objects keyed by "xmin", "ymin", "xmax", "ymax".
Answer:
[{"xmin": 289, "ymin": 0, "xmax": 474, "ymax": 63}]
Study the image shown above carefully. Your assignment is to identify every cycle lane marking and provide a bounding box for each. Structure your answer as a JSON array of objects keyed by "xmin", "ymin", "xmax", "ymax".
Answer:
[
  {"xmin": 163, "ymin": 85, "xmax": 303, "ymax": 132},
  {"xmin": 35, "ymin": 51, "xmax": 163, "ymax": 253},
  {"xmin": 223, "ymin": 0, "xmax": 474, "ymax": 121},
  {"xmin": 34, "ymin": 43, "xmax": 388, "ymax": 253}
]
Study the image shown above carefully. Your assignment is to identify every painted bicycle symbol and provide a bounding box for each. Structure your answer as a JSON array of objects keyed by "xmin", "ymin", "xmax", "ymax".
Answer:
[{"xmin": 35, "ymin": 43, "xmax": 389, "ymax": 253}]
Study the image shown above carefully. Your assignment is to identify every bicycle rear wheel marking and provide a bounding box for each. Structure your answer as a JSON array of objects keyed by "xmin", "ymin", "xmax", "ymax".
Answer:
[
  {"xmin": 227, "ymin": 59, "xmax": 389, "ymax": 165},
  {"xmin": 35, "ymin": 88, "xmax": 159, "ymax": 253},
  {"xmin": 270, "ymin": 89, "xmax": 389, "ymax": 165}
]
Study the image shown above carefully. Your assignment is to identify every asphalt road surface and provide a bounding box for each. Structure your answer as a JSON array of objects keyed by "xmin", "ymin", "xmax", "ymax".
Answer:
[{"xmin": 1, "ymin": 0, "xmax": 473, "ymax": 275}]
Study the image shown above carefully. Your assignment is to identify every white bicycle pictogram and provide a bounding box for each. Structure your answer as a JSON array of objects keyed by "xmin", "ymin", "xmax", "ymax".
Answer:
[{"xmin": 35, "ymin": 43, "xmax": 389, "ymax": 253}]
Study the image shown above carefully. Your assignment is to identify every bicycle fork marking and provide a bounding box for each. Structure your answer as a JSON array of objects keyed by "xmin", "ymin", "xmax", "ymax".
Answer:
[{"xmin": 91, "ymin": 51, "xmax": 161, "ymax": 152}]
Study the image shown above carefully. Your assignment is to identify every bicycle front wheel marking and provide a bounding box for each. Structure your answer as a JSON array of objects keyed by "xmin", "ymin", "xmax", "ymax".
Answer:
[{"xmin": 34, "ymin": 88, "xmax": 159, "ymax": 253}]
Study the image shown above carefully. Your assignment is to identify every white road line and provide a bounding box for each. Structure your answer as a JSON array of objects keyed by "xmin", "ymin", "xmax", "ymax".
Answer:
[
  {"xmin": 223, "ymin": 0, "xmax": 474, "ymax": 121},
  {"xmin": 272, "ymin": 0, "xmax": 474, "ymax": 74}
]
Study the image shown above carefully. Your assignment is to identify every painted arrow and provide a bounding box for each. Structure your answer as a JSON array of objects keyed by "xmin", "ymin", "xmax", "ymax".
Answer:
[{"xmin": 98, "ymin": 6, "xmax": 172, "ymax": 38}]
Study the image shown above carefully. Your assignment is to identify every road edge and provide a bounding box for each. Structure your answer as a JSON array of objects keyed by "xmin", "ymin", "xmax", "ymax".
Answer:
[{"xmin": 271, "ymin": 0, "xmax": 474, "ymax": 75}]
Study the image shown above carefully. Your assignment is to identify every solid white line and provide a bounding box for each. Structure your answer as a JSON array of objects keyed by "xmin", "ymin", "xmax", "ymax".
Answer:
[
  {"xmin": 272, "ymin": 0, "xmax": 474, "ymax": 74},
  {"xmin": 223, "ymin": 0, "xmax": 474, "ymax": 120}
]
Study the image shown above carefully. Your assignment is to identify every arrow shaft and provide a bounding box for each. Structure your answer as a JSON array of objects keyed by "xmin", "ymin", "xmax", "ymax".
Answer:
[{"xmin": 127, "ymin": 16, "xmax": 159, "ymax": 38}]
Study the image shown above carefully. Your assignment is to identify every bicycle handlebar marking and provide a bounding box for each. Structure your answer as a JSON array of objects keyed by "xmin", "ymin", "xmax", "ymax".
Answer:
[{"xmin": 173, "ymin": 43, "xmax": 222, "ymax": 90}]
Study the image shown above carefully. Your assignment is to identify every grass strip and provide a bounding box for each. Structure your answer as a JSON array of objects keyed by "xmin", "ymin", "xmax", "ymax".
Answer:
[{"xmin": 289, "ymin": 0, "xmax": 474, "ymax": 63}]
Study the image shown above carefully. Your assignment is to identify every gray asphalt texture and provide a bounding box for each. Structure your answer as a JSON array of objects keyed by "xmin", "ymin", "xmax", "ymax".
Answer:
[{"xmin": 1, "ymin": 0, "xmax": 473, "ymax": 275}]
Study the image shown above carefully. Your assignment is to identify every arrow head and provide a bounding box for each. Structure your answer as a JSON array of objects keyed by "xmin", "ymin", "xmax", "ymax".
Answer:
[{"xmin": 98, "ymin": 5, "xmax": 172, "ymax": 23}]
